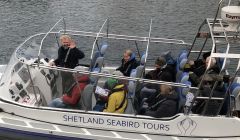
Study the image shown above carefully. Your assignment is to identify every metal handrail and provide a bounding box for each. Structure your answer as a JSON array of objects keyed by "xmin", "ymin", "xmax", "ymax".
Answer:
[
  {"xmin": 90, "ymin": 18, "xmax": 109, "ymax": 60},
  {"xmin": 26, "ymin": 62, "xmax": 196, "ymax": 89},
  {"xmin": 37, "ymin": 18, "xmax": 65, "ymax": 66},
  {"xmin": 144, "ymin": 19, "xmax": 153, "ymax": 68},
  {"xmin": 58, "ymin": 30, "xmax": 190, "ymax": 45}
]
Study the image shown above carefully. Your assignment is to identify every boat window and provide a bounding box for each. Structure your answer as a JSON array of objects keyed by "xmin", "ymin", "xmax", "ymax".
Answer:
[
  {"xmin": 18, "ymin": 67, "xmax": 30, "ymax": 83},
  {"xmin": 14, "ymin": 62, "xmax": 23, "ymax": 72}
]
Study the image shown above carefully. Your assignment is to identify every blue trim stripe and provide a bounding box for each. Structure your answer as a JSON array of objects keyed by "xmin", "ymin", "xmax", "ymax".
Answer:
[{"xmin": 0, "ymin": 126, "xmax": 91, "ymax": 140}]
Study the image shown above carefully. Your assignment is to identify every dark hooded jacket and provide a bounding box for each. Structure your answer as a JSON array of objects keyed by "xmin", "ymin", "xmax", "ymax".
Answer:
[
  {"xmin": 62, "ymin": 75, "xmax": 90, "ymax": 106},
  {"xmin": 142, "ymin": 91, "xmax": 178, "ymax": 118},
  {"xmin": 116, "ymin": 58, "xmax": 139, "ymax": 77},
  {"xmin": 54, "ymin": 46, "xmax": 85, "ymax": 69},
  {"xmin": 145, "ymin": 64, "xmax": 176, "ymax": 82}
]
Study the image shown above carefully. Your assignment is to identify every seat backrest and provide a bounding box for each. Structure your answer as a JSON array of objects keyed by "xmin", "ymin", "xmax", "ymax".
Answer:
[
  {"xmin": 177, "ymin": 71, "xmax": 189, "ymax": 83},
  {"xmin": 124, "ymin": 70, "xmax": 136, "ymax": 114},
  {"xmin": 177, "ymin": 80, "xmax": 191, "ymax": 112},
  {"xmin": 79, "ymin": 84, "xmax": 94, "ymax": 111},
  {"xmin": 135, "ymin": 54, "xmax": 146, "ymax": 78},
  {"xmin": 90, "ymin": 43, "xmax": 108, "ymax": 72},
  {"xmin": 161, "ymin": 51, "xmax": 176, "ymax": 65},
  {"xmin": 176, "ymin": 50, "xmax": 188, "ymax": 82},
  {"xmin": 177, "ymin": 50, "xmax": 188, "ymax": 71},
  {"xmin": 92, "ymin": 57, "xmax": 104, "ymax": 73},
  {"xmin": 230, "ymin": 83, "xmax": 240, "ymax": 97}
]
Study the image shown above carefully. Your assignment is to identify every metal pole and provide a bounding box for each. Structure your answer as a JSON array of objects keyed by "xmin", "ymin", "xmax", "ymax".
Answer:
[
  {"xmin": 54, "ymin": 33, "xmax": 60, "ymax": 48},
  {"xmin": 63, "ymin": 17, "xmax": 66, "ymax": 34},
  {"xmin": 212, "ymin": 0, "xmax": 224, "ymax": 30},
  {"xmin": 37, "ymin": 18, "xmax": 64, "ymax": 66},
  {"xmin": 89, "ymin": 18, "xmax": 109, "ymax": 71},
  {"xmin": 143, "ymin": 19, "xmax": 153, "ymax": 69},
  {"xmin": 90, "ymin": 18, "xmax": 109, "ymax": 60},
  {"xmin": 187, "ymin": 20, "xmax": 207, "ymax": 58},
  {"xmin": 216, "ymin": 59, "xmax": 240, "ymax": 116},
  {"xmin": 196, "ymin": 35, "xmax": 209, "ymax": 61},
  {"xmin": 134, "ymin": 41, "xmax": 141, "ymax": 59}
]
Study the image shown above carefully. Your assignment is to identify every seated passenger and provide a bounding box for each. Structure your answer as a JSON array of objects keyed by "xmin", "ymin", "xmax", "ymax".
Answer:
[
  {"xmin": 48, "ymin": 71, "xmax": 90, "ymax": 108},
  {"xmin": 145, "ymin": 57, "xmax": 166, "ymax": 80},
  {"xmin": 187, "ymin": 52, "xmax": 211, "ymax": 77},
  {"xmin": 141, "ymin": 58, "xmax": 175, "ymax": 100},
  {"xmin": 139, "ymin": 74, "xmax": 178, "ymax": 118},
  {"xmin": 189, "ymin": 56, "xmax": 220, "ymax": 86},
  {"xmin": 145, "ymin": 56, "xmax": 176, "ymax": 81},
  {"xmin": 103, "ymin": 72, "xmax": 128, "ymax": 113},
  {"xmin": 116, "ymin": 49, "xmax": 139, "ymax": 77},
  {"xmin": 192, "ymin": 73, "xmax": 224, "ymax": 115}
]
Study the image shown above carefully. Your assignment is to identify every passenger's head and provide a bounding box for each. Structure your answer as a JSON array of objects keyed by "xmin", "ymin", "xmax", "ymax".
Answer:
[
  {"xmin": 200, "ymin": 74, "xmax": 223, "ymax": 89},
  {"xmin": 60, "ymin": 35, "xmax": 72, "ymax": 47},
  {"xmin": 205, "ymin": 56, "xmax": 216, "ymax": 68},
  {"xmin": 155, "ymin": 57, "xmax": 166, "ymax": 69},
  {"xmin": 123, "ymin": 49, "xmax": 133, "ymax": 61},
  {"xmin": 106, "ymin": 78, "xmax": 119, "ymax": 90},
  {"xmin": 201, "ymin": 74, "xmax": 214, "ymax": 88},
  {"xmin": 160, "ymin": 84, "xmax": 173, "ymax": 95},
  {"xmin": 105, "ymin": 71, "xmax": 124, "ymax": 90},
  {"xmin": 72, "ymin": 66, "xmax": 88, "ymax": 78},
  {"xmin": 202, "ymin": 52, "xmax": 211, "ymax": 62}
]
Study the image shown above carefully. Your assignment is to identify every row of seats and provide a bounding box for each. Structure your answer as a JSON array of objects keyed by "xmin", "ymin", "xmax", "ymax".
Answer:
[{"xmin": 78, "ymin": 42, "xmax": 109, "ymax": 110}]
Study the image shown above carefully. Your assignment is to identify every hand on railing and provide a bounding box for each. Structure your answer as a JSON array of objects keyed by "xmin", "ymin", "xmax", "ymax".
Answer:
[{"xmin": 48, "ymin": 61, "xmax": 55, "ymax": 66}]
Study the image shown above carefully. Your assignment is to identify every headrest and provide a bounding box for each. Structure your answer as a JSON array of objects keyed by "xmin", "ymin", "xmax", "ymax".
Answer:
[
  {"xmin": 100, "ymin": 43, "xmax": 108, "ymax": 55},
  {"xmin": 179, "ymin": 58, "xmax": 188, "ymax": 70},
  {"xmin": 155, "ymin": 56, "xmax": 166, "ymax": 67},
  {"xmin": 230, "ymin": 83, "xmax": 240, "ymax": 97},
  {"xmin": 161, "ymin": 51, "xmax": 176, "ymax": 65},
  {"xmin": 140, "ymin": 54, "xmax": 146, "ymax": 65},
  {"xmin": 179, "ymin": 52, "xmax": 187, "ymax": 62},
  {"xmin": 130, "ymin": 53, "xmax": 136, "ymax": 61},
  {"xmin": 179, "ymin": 72, "xmax": 189, "ymax": 83},
  {"xmin": 128, "ymin": 81, "xmax": 135, "ymax": 93},
  {"xmin": 92, "ymin": 67, "xmax": 100, "ymax": 73}
]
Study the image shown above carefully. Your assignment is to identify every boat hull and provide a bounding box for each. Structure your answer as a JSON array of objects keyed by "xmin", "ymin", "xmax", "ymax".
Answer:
[{"xmin": 0, "ymin": 99, "xmax": 240, "ymax": 139}]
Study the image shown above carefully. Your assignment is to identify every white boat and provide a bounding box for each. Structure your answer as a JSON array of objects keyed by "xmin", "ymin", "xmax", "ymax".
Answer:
[{"xmin": 1, "ymin": 0, "xmax": 240, "ymax": 139}]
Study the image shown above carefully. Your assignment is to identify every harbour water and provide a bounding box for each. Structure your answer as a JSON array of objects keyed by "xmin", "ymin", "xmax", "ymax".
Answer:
[{"xmin": 0, "ymin": 0, "xmax": 219, "ymax": 64}]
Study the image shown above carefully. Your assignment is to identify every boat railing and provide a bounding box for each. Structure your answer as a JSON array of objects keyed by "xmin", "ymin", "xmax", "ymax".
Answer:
[
  {"xmin": 186, "ymin": 0, "xmax": 240, "ymax": 116},
  {"xmin": 58, "ymin": 29, "xmax": 190, "ymax": 45},
  {"xmin": 28, "ymin": 62, "xmax": 196, "ymax": 89},
  {"xmin": 37, "ymin": 18, "xmax": 66, "ymax": 65},
  {"xmin": 90, "ymin": 18, "xmax": 109, "ymax": 61}
]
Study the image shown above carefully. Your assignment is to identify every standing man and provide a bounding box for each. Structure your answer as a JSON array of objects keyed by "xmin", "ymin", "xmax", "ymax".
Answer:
[
  {"xmin": 116, "ymin": 49, "xmax": 139, "ymax": 77},
  {"xmin": 49, "ymin": 35, "xmax": 85, "ymax": 93},
  {"xmin": 49, "ymin": 35, "xmax": 85, "ymax": 69}
]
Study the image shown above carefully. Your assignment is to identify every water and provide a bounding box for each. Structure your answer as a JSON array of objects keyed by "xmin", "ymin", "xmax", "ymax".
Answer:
[{"xmin": 0, "ymin": 0, "xmax": 220, "ymax": 65}]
